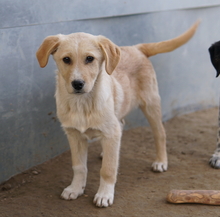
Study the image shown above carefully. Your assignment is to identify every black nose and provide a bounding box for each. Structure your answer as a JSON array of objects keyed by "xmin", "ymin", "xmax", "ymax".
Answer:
[{"xmin": 71, "ymin": 80, "xmax": 85, "ymax": 91}]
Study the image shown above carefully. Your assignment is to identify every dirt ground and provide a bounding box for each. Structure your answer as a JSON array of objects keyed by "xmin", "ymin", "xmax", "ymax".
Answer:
[{"xmin": 1, "ymin": 107, "xmax": 220, "ymax": 217}]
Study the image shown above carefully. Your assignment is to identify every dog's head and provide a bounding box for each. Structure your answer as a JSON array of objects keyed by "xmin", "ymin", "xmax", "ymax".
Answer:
[
  {"xmin": 36, "ymin": 33, "xmax": 120, "ymax": 94},
  {"xmin": 209, "ymin": 41, "xmax": 220, "ymax": 77}
]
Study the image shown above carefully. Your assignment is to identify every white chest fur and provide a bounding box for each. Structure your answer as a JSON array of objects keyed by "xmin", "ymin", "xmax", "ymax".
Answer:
[{"xmin": 56, "ymin": 93, "xmax": 109, "ymax": 132}]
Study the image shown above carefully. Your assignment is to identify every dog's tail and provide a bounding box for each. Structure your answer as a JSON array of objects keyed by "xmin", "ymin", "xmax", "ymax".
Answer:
[{"xmin": 136, "ymin": 20, "xmax": 200, "ymax": 57}]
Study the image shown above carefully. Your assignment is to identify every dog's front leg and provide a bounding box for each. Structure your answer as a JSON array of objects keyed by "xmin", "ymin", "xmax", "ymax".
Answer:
[
  {"xmin": 94, "ymin": 121, "xmax": 122, "ymax": 207},
  {"xmin": 209, "ymin": 127, "xmax": 220, "ymax": 168},
  {"xmin": 61, "ymin": 128, "xmax": 88, "ymax": 200}
]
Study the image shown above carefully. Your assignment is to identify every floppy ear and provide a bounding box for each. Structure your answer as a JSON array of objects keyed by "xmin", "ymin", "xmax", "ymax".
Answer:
[
  {"xmin": 36, "ymin": 35, "xmax": 60, "ymax": 68},
  {"xmin": 209, "ymin": 41, "xmax": 220, "ymax": 77},
  {"xmin": 98, "ymin": 36, "xmax": 120, "ymax": 75}
]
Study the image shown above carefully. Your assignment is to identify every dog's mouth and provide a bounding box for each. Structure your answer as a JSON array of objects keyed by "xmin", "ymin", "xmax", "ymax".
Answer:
[{"xmin": 74, "ymin": 90, "xmax": 85, "ymax": 94}]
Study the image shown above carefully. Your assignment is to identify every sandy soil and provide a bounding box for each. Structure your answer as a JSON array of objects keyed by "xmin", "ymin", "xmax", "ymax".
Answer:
[{"xmin": 1, "ymin": 107, "xmax": 220, "ymax": 217}]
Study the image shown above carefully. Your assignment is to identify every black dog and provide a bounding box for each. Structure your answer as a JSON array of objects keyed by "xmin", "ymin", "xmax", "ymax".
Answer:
[{"xmin": 208, "ymin": 41, "xmax": 220, "ymax": 168}]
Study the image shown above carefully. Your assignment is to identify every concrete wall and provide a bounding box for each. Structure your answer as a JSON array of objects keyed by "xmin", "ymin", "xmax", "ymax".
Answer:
[{"xmin": 1, "ymin": 0, "xmax": 220, "ymax": 184}]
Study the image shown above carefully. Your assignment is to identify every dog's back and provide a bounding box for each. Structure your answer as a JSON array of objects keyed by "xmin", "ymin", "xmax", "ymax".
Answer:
[{"xmin": 112, "ymin": 21, "xmax": 200, "ymax": 119}]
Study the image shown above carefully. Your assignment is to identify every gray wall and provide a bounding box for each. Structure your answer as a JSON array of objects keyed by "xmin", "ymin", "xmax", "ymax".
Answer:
[{"xmin": 1, "ymin": 0, "xmax": 220, "ymax": 184}]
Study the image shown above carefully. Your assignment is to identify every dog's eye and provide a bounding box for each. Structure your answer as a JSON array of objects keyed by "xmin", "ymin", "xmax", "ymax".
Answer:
[
  {"xmin": 63, "ymin": 57, "xmax": 71, "ymax": 64},
  {"xmin": 85, "ymin": 56, "xmax": 94, "ymax": 63}
]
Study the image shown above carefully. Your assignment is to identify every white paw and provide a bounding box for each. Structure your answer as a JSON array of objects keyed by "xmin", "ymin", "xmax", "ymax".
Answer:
[
  {"xmin": 94, "ymin": 192, "xmax": 114, "ymax": 207},
  {"xmin": 93, "ymin": 178, "xmax": 115, "ymax": 207},
  {"xmin": 209, "ymin": 154, "xmax": 220, "ymax": 169},
  {"xmin": 61, "ymin": 185, "xmax": 84, "ymax": 200},
  {"xmin": 152, "ymin": 161, "xmax": 167, "ymax": 172}
]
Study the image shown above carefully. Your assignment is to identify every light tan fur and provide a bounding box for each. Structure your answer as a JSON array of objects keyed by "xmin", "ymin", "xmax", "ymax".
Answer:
[{"xmin": 36, "ymin": 21, "xmax": 199, "ymax": 207}]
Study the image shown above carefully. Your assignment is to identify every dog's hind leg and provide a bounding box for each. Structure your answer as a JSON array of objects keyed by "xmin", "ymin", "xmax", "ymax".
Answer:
[
  {"xmin": 140, "ymin": 94, "xmax": 167, "ymax": 172},
  {"xmin": 61, "ymin": 128, "xmax": 88, "ymax": 200}
]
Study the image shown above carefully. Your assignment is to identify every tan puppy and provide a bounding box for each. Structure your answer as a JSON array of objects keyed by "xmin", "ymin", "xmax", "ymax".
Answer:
[{"xmin": 36, "ymin": 21, "xmax": 199, "ymax": 207}]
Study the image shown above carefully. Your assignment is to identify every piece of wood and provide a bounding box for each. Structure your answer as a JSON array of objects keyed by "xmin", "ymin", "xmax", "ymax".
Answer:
[{"xmin": 167, "ymin": 190, "xmax": 220, "ymax": 205}]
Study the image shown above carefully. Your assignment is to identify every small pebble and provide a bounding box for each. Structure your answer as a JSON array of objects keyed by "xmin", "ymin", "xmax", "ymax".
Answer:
[{"xmin": 32, "ymin": 171, "xmax": 39, "ymax": 175}]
